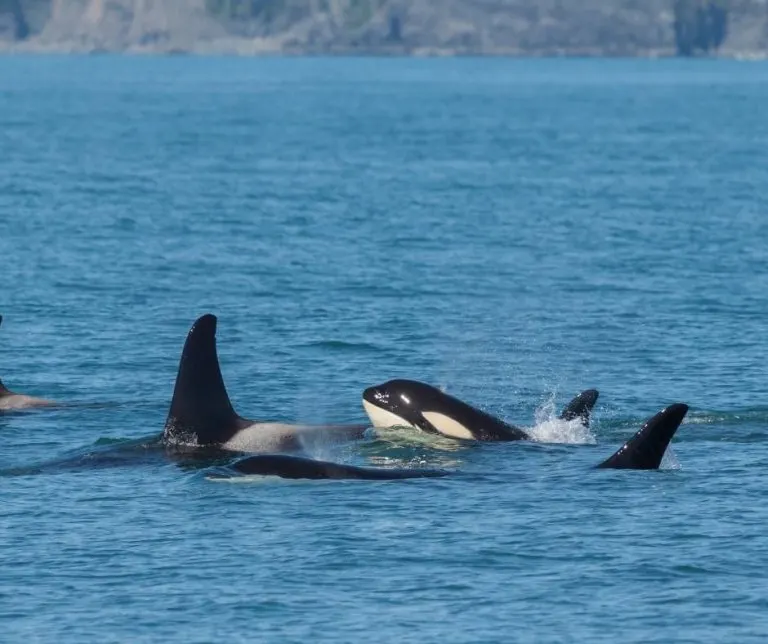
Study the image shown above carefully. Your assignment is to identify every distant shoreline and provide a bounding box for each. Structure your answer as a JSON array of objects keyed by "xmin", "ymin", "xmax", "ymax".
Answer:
[{"xmin": 1, "ymin": 43, "xmax": 767, "ymax": 60}]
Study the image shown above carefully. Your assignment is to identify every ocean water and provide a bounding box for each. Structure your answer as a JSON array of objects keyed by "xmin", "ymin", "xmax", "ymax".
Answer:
[{"xmin": 1, "ymin": 56, "xmax": 768, "ymax": 642}]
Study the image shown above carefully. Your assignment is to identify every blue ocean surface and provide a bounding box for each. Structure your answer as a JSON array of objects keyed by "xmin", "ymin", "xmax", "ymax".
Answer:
[{"xmin": 1, "ymin": 56, "xmax": 768, "ymax": 642}]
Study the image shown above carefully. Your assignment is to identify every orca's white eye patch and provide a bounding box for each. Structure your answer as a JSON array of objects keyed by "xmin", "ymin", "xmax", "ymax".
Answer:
[
  {"xmin": 421, "ymin": 412, "xmax": 474, "ymax": 440},
  {"xmin": 362, "ymin": 400, "xmax": 416, "ymax": 430}
]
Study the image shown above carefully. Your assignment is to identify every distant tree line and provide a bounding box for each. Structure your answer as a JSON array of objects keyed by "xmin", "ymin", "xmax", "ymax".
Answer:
[
  {"xmin": 673, "ymin": 0, "xmax": 728, "ymax": 56},
  {"xmin": 205, "ymin": 0, "xmax": 286, "ymax": 20},
  {"xmin": 0, "ymin": 0, "xmax": 29, "ymax": 39},
  {"xmin": 204, "ymin": 0, "xmax": 388, "ymax": 30}
]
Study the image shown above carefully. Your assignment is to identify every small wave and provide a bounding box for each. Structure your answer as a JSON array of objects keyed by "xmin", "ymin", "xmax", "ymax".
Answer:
[
  {"xmin": 296, "ymin": 340, "xmax": 383, "ymax": 353},
  {"xmin": 366, "ymin": 454, "xmax": 462, "ymax": 469},
  {"xmin": 367, "ymin": 425, "xmax": 469, "ymax": 452},
  {"xmin": 684, "ymin": 408, "xmax": 768, "ymax": 426},
  {"xmin": 205, "ymin": 472, "xmax": 294, "ymax": 484},
  {"xmin": 0, "ymin": 465, "xmax": 43, "ymax": 477},
  {"xmin": 93, "ymin": 436, "xmax": 139, "ymax": 446},
  {"xmin": 596, "ymin": 408, "xmax": 768, "ymax": 432}
]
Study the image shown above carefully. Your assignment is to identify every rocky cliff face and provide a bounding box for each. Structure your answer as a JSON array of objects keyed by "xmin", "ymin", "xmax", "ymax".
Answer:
[{"xmin": 1, "ymin": 0, "xmax": 766, "ymax": 55}]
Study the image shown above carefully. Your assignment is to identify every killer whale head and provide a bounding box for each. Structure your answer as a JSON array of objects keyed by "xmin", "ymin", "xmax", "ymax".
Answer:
[
  {"xmin": 597, "ymin": 403, "xmax": 689, "ymax": 470},
  {"xmin": 362, "ymin": 379, "xmax": 598, "ymax": 442}
]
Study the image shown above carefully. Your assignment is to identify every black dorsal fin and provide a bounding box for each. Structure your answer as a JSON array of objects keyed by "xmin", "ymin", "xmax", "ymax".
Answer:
[
  {"xmin": 597, "ymin": 404, "xmax": 689, "ymax": 470},
  {"xmin": 163, "ymin": 314, "xmax": 250, "ymax": 445},
  {"xmin": 559, "ymin": 389, "xmax": 599, "ymax": 426}
]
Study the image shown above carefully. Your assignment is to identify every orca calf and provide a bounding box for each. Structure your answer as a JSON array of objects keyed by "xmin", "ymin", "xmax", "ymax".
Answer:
[
  {"xmin": 0, "ymin": 315, "xmax": 57, "ymax": 412},
  {"xmin": 362, "ymin": 379, "xmax": 598, "ymax": 442},
  {"xmin": 208, "ymin": 453, "xmax": 449, "ymax": 480},
  {"xmin": 596, "ymin": 403, "xmax": 689, "ymax": 469},
  {"xmin": 163, "ymin": 314, "xmax": 368, "ymax": 453}
]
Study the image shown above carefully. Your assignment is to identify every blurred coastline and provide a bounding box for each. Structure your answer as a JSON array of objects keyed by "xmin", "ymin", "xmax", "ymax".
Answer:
[{"xmin": 0, "ymin": 0, "xmax": 766, "ymax": 58}]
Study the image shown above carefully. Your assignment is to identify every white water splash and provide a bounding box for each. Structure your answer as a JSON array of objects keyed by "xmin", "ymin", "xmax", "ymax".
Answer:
[
  {"xmin": 524, "ymin": 394, "xmax": 597, "ymax": 445},
  {"xmin": 660, "ymin": 447, "xmax": 681, "ymax": 470},
  {"xmin": 205, "ymin": 474, "xmax": 278, "ymax": 484}
]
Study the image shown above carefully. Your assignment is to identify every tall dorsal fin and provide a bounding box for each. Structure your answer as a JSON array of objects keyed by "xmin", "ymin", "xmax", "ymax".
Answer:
[
  {"xmin": 597, "ymin": 403, "xmax": 689, "ymax": 470},
  {"xmin": 163, "ymin": 314, "xmax": 250, "ymax": 445},
  {"xmin": 560, "ymin": 389, "xmax": 599, "ymax": 426}
]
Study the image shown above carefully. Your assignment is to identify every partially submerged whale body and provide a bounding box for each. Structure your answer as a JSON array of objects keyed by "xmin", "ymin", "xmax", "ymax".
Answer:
[
  {"xmin": 0, "ymin": 315, "xmax": 57, "ymax": 412},
  {"xmin": 362, "ymin": 378, "xmax": 599, "ymax": 441},
  {"xmin": 361, "ymin": 378, "xmax": 689, "ymax": 470},
  {"xmin": 212, "ymin": 404, "xmax": 689, "ymax": 479},
  {"xmin": 209, "ymin": 453, "xmax": 449, "ymax": 481},
  {"xmin": 163, "ymin": 314, "xmax": 368, "ymax": 453},
  {"xmin": 597, "ymin": 403, "xmax": 689, "ymax": 470}
]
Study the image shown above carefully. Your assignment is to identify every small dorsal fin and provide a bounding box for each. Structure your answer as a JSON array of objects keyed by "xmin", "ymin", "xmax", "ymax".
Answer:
[
  {"xmin": 163, "ymin": 314, "xmax": 250, "ymax": 445},
  {"xmin": 597, "ymin": 404, "xmax": 689, "ymax": 470},
  {"xmin": 560, "ymin": 389, "xmax": 599, "ymax": 426}
]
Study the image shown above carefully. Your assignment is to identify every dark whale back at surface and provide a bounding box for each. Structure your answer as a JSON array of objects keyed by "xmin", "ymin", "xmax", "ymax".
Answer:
[{"xmin": 211, "ymin": 454, "xmax": 450, "ymax": 480}]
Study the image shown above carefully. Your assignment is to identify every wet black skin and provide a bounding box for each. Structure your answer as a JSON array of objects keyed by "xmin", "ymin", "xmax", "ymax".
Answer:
[
  {"xmin": 363, "ymin": 380, "xmax": 688, "ymax": 470},
  {"xmin": 3, "ymin": 314, "xmax": 367, "ymax": 476},
  {"xmin": 596, "ymin": 403, "xmax": 689, "ymax": 469},
  {"xmin": 1, "ymin": 402, "xmax": 690, "ymax": 477},
  {"xmin": 163, "ymin": 313, "xmax": 367, "ymax": 447},
  {"xmin": 212, "ymin": 454, "xmax": 450, "ymax": 480},
  {"xmin": 363, "ymin": 379, "xmax": 599, "ymax": 442}
]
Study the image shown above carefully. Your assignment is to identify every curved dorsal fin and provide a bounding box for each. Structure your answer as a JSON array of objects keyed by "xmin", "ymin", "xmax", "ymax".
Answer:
[
  {"xmin": 163, "ymin": 314, "xmax": 250, "ymax": 445},
  {"xmin": 597, "ymin": 404, "xmax": 689, "ymax": 469},
  {"xmin": 560, "ymin": 389, "xmax": 599, "ymax": 426}
]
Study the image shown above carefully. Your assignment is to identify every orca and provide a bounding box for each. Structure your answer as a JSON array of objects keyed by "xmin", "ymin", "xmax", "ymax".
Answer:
[
  {"xmin": 361, "ymin": 379, "xmax": 598, "ymax": 442},
  {"xmin": 0, "ymin": 315, "xmax": 57, "ymax": 412},
  {"xmin": 214, "ymin": 404, "xmax": 688, "ymax": 479},
  {"xmin": 208, "ymin": 453, "xmax": 449, "ymax": 480},
  {"xmin": 163, "ymin": 314, "xmax": 368, "ymax": 453},
  {"xmin": 596, "ymin": 403, "xmax": 689, "ymax": 469}
]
